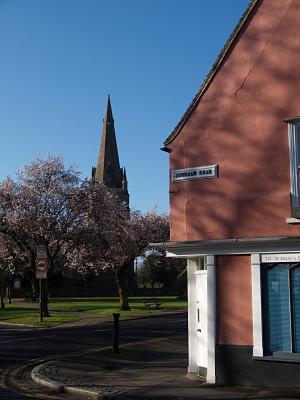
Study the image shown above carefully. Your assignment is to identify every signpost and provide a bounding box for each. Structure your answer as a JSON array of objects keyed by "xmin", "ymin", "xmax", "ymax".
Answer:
[{"xmin": 36, "ymin": 245, "xmax": 48, "ymax": 322}]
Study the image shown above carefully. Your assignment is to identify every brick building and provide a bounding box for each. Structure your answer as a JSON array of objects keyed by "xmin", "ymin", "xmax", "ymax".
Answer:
[{"xmin": 160, "ymin": 0, "xmax": 300, "ymax": 387}]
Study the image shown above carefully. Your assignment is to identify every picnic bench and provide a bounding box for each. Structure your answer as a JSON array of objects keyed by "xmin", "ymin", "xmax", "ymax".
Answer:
[{"xmin": 143, "ymin": 298, "xmax": 162, "ymax": 309}]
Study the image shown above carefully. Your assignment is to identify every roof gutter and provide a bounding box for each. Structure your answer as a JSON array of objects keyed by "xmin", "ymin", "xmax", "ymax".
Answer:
[{"xmin": 151, "ymin": 236, "xmax": 300, "ymax": 257}]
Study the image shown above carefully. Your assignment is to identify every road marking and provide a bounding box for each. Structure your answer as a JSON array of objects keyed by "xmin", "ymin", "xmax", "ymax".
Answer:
[
  {"xmin": 2, "ymin": 334, "xmax": 186, "ymax": 398},
  {"xmin": 0, "ymin": 336, "xmax": 50, "ymax": 344}
]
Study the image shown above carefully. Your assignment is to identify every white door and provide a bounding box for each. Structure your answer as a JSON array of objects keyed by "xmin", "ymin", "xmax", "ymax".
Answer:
[{"xmin": 195, "ymin": 271, "xmax": 207, "ymax": 376}]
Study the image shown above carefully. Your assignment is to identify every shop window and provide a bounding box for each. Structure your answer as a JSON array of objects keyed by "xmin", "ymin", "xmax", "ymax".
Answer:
[{"xmin": 263, "ymin": 263, "xmax": 300, "ymax": 356}]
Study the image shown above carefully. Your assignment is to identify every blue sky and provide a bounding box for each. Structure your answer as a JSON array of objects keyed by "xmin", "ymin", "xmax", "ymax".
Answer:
[{"xmin": 0, "ymin": 0, "xmax": 249, "ymax": 213}]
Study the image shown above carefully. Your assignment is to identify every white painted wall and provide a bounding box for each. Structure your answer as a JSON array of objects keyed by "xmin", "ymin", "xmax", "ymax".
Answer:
[
  {"xmin": 251, "ymin": 253, "xmax": 263, "ymax": 357},
  {"xmin": 206, "ymin": 255, "xmax": 216, "ymax": 383},
  {"xmin": 187, "ymin": 258, "xmax": 197, "ymax": 373}
]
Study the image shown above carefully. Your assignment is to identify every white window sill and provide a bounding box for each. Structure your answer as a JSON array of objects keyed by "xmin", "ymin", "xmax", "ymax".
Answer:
[{"xmin": 286, "ymin": 217, "xmax": 300, "ymax": 224}]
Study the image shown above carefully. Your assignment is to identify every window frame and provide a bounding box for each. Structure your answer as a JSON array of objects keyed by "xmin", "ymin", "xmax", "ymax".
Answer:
[
  {"xmin": 252, "ymin": 253, "xmax": 300, "ymax": 362},
  {"xmin": 196, "ymin": 257, "xmax": 207, "ymax": 271},
  {"xmin": 286, "ymin": 118, "xmax": 300, "ymax": 217},
  {"xmin": 261, "ymin": 262, "xmax": 300, "ymax": 357}
]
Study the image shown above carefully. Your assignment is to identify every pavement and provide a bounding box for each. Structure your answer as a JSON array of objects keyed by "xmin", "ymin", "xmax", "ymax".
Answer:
[
  {"xmin": 30, "ymin": 330, "xmax": 300, "ymax": 400},
  {"xmin": 0, "ymin": 307, "xmax": 187, "ymax": 330},
  {"xmin": 3, "ymin": 307, "xmax": 300, "ymax": 399}
]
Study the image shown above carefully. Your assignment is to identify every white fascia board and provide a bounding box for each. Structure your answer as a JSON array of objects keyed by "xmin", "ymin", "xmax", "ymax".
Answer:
[{"xmin": 166, "ymin": 242, "xmax": 300, "ymax": 258}]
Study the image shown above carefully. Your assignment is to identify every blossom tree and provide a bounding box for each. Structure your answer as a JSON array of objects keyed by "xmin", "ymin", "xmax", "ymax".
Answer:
[
  {"xmin": 112, "ymin": 208, "xmax": 169, "ymax": 309},
  {"xmin": 0, "ymin": 234, "xmax": 26, "ymax": 307},
  {"xmin": 66, "ymin": 183, "xmax": 169, "ymax": 310},
  {"xmin": 0, "ymin": 155, "xmax": 170, "ymax": 313},
  {"xmin": 0, "ymin": 155, "xmax": 82, "ymax": 315}
]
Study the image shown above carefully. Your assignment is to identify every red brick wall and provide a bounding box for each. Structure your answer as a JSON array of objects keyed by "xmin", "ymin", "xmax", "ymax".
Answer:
[
  {"xmin": 217, "ymin": 255, "xmax": 253, "ymax": 345},
  {"xmin": 169, "ymin": 0, "xmax": 300, "ymax": 241}
]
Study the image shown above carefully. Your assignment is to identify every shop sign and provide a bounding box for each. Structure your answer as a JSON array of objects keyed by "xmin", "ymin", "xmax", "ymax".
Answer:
[
  {"xmin": 262, "ymin": 253, "xmax": 300, "ymax": 263},
  {"xmin": 172, "ymin": 165, "xmax": 218, "ymax": 182}
]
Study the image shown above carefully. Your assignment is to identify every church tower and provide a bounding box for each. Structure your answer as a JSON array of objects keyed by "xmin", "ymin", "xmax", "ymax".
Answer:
[
  {"xmin": 92, "ymin": 95, "xmax": 129, "ymax": 204},
  {"xmin": 92, "ymin": 96, "xmax": 136, "ymax": 292}
]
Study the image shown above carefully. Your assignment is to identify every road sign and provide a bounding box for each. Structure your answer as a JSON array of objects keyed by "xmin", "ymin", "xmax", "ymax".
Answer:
[
  {"xmin": 36, "ymin": 259, "xmax": 48, "ymax": 279},
  {"xmin": 37, "ymin": 245, "xmax": 47, "ymax": 259}
]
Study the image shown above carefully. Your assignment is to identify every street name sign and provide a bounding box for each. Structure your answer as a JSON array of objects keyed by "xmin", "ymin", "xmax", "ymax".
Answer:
[{"xmin": 172, "ymin": 165, "xmax": 218, "ymax": 182}]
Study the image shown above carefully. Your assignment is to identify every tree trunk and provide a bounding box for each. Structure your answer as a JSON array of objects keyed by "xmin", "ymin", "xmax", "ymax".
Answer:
[
  {"xmin": 29, "ymin": 276, "xmax": 38, "ymax": 301},
  {"xmin": 7, "ymin": 281, "xmax": 11, "ymax": 304},
  {"xmin": 0, "ymin": 289, "xmax": 5, "ymax": 308},
  {"xmin": 116, "ymin": 268, "xmax": 130, "ymax": 311}
]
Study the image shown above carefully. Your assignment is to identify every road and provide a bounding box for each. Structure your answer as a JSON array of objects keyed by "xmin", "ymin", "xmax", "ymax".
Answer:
[{"xmin": 0, "ymin": 312, "xmax": 188, "ymax": 399}]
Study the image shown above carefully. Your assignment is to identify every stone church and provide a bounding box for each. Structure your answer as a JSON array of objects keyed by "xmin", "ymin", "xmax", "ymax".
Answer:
[
  {"xmin": 92, "ymin": 95, "xmax": 129, "ymax": 205},
  {"xmin": 92, "ymin": 96, "xmax": 136, "ymax": 291}
]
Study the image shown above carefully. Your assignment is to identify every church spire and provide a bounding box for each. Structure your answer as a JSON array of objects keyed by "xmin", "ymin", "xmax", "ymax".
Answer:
[
  {"xmin": 94, "ymin": 95, "xmax": 122, "ymax": 188},
  {"xmin": 122, "ymin": 167, "xmax": 128, "ymax": 191}
]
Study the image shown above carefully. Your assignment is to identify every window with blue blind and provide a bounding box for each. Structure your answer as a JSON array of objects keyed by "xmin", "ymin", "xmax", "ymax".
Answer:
[
  {"xmin": 291, "ymin": 267, "xmax": 300, "ymax": 352},
  {"xmin": 264, "ymin": 263, "xmax": 300, "ymax": 356}
]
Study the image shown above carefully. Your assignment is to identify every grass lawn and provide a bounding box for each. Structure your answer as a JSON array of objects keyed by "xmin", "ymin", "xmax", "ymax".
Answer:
[
  {"xmin": 0, "ymin": 296, "xmax": 187, "ymax": 327},
  {"xmin": 0, "ymin": 305, "xmax": 79, "ymax": 327}
]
